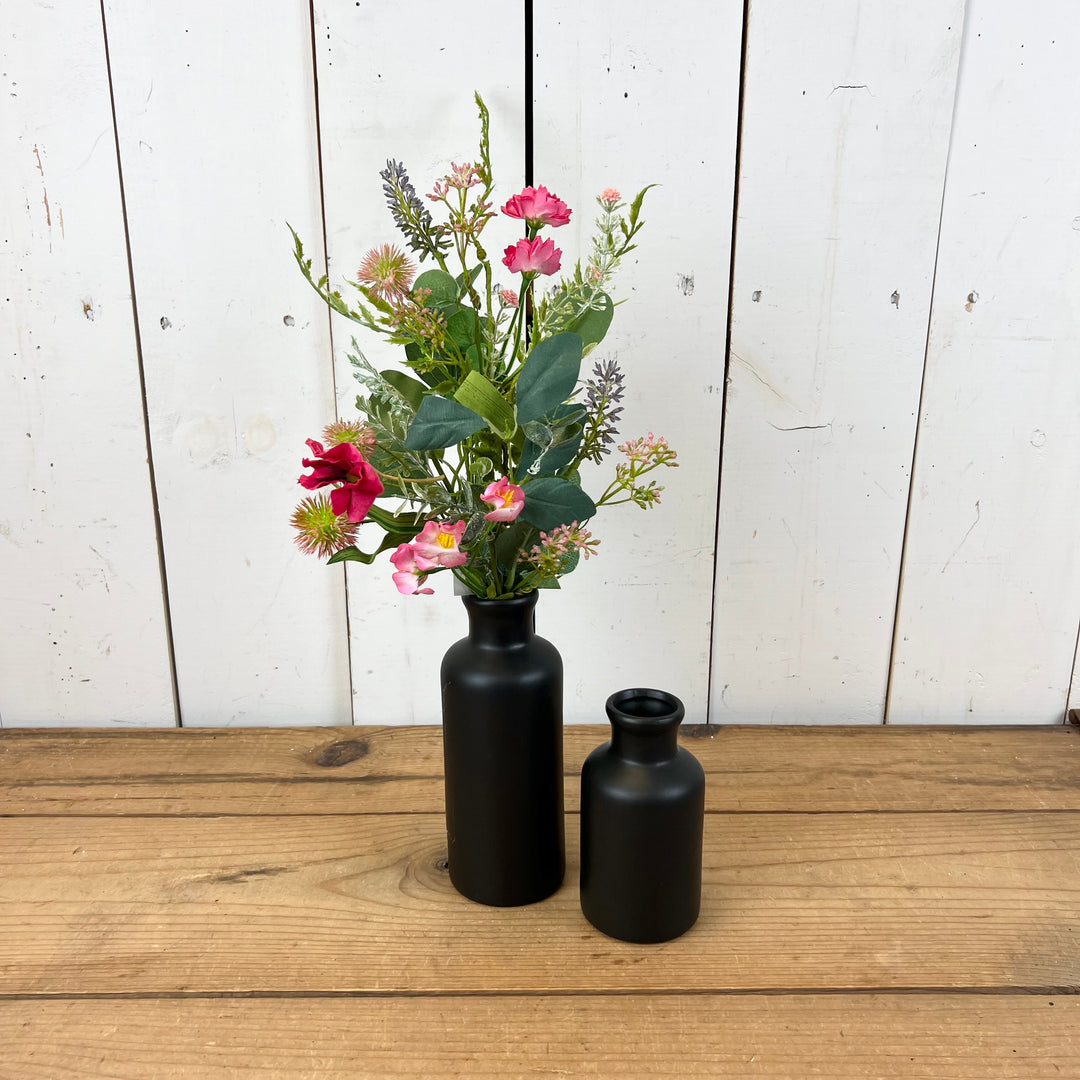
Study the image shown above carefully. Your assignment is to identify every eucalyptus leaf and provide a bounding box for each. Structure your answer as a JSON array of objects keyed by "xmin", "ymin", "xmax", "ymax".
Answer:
[
  {"xmin": 414, "ymin": 269, "xmax": 458, "ymax": 306},
  {"xmin": 564, "ymin": 292, "xmax": 614, "ymax": 352},
  {"xmin": 379, "ymin": 369, "xmax": 426, "ymax": 411},
  {"xmin": 519, "ymin": 476, "xmax": 597, "ymax": 531},
  {"xmin": 515, "ymin": 333, "xmax": 583, "ymax": 424},
  {"xmin": 404, "ymin": 395, "xmax": 485, "ymax": 450}
]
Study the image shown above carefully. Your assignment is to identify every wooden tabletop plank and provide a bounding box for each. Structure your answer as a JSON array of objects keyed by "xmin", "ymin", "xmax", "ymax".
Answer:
[
  {"xmin": 0, "ymin": 994, "xmax": 1075, "ymax": 1079},
  {"xmin": 3, "ymin": 811, "xmax": 1077, "ymax": 996},
  {"xmin": 2, "ymin": 724, "xmax": 1078, "ymax": 815}
]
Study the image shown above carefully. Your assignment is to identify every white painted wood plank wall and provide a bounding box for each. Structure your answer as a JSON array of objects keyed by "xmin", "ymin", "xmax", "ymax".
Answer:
[
  {"xmin": 888, "ymin": 1, "xmax": 1080, "ymax": 724},
  {"xmin": 3, "ymin": 1, "xmax": 1078, "ymax": 727},
  {"xmin": 712, "ymin": 0, "xmax": 965, "ymax": 722},
  {"xmin": 0, "ymin": 0, "xmax": 174, "ymax": 726}
]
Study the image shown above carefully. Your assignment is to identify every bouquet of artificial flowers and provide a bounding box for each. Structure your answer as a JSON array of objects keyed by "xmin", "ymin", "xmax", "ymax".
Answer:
[{"xmin": 290, "ymin": 94, "xmax": 677, "ymax": 599}]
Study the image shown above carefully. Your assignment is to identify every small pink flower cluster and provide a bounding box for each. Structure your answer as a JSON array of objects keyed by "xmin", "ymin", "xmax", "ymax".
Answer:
[
  {"xmin": 427, "ymin": 162, "xmax": 483, "ymax": 200},
  {"xmin": 498, "ymin": 287, "xmax": 519, "ymax": 308},
  {"xmin": 391, "ymin": 520, "xmax": 468, "ymax": 595},
  {"xmin": 599, "ymin": 187, "xmax": 621, "ymax": 207},
  {"xmin": 521, "ymin": 521, "xmax": 599, "ymax": 577},
  {"xmin": 617, "ymin": 432, "xmax": 678, "ymax": 467}
]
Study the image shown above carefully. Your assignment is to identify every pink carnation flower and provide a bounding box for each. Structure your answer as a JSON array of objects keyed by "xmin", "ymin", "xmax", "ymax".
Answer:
[
  {"xmin": 502, "ymin": 237, "xmax": 562, "ymax": 277},
  {"xmin": 599, "ymin": 188, "xmax": 621, "ymax": 207},
  {"xmin": 297, "ymin": 439, "xmax": 384, "ymax": 523},
  {"xmin": 501, "ymin": 185, "xmax": 571, "ymax": 229},
  {"xmin": 480, "ymin": 476, "xmax": 525, "ymax": 522},
  {"xmin": 411, "ymin": 519, "xmax": 468, "ymax": 571}
]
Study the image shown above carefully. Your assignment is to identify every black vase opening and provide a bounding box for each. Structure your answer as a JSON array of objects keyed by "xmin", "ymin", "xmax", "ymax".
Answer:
[
  {"xmin": 440, "ymin": 592, "xmax": 565, "ymax": 906},
  {"xmin": 579, "ymin": 688, "xmax": 705, "ymax": 943}
]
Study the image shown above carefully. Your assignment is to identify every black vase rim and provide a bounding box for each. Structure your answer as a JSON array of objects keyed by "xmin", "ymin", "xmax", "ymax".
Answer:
[
  {"xmin": 460, "ymin": 592, "xmax": 539, "ymax": 610},
  {"xmin": 605, "ymin": 687, "xmax": 685, "ymax": 731}
]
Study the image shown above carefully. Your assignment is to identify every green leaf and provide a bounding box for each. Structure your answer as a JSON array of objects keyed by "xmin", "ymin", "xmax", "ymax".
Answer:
[
  {"xmin": 365, "ymin": 505, "xmax": 423, "ymax": 533},
  {"xmin": 519, "ymin": 476, "xmax": 597, "ymax": 531},
  {"xmin": 456, "ymin": 265, "xmax": 484, "ymax": 290},
  {"xmin": 515, "ymin": 333, "xmax": 583, "ymax": 424},
  {"xmin": 523, "ymin": 420, "xmax": 553, "ymax": 449},
  {"xmin": 494, "ymin": 520, "xmax": 539, "ymax": 573},
  {"xmin": 379, "ymin": 369, "xmax": 426, "ymax": 411},
  {"xmin": 327, "ymin": 529, "xmax": 413, "ymax": 565},
  {"xmin": 414, "ymin": 269, "xmax": 458, "ymax": 306},
  {"xmin": 403, "ymin": 395, "xmax": 485, "ymax": 450},
  {"xmin": 516, "ymin": 430, "xmax": 582, "ymax": 479},
  {"xmin": 446, "ymin": 308, "xmax": 479, "ymax": 350},
  {"xmin": 454, "ymin": 371, "xmax": 517, "ymax": 438},
  {"xmin": 536, "ymin": 576, "xmax": 562, "ymax": 589},
  {"xmin": 564, "ymin": 293, "xmax": 614, "ymax": 353}
]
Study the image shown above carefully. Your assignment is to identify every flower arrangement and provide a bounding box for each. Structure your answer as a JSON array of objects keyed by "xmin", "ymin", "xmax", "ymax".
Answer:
[{"xmin": 290, "ymin": 95, "xmax": 677, "ymax": 599}]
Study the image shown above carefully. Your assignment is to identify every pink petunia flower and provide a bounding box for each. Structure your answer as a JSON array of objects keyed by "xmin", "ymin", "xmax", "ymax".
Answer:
[
  {"xmin": 480, "ymin": 476, "xmax": 525, "ymax": 522},
  {"xmin": 411, "ymin": 519, "xmax": 468, "ymax": 571},
  {"xmin": 390, "ymin": 543, "xmax": 434, "ymax": 595},
  {"xmin": 298, "ymin": 438, "xmax": 384, "ymax": 523},
  {"xmin": 501, "ymin": 185, "xmax": 571, "ymax": 229},
  {"xmin": 502, "ymin": 237, "xmax": 562, "ymax": 277}
]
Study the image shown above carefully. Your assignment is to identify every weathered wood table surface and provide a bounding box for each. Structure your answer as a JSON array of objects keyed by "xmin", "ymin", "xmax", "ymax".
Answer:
[{"xmin": 1, "ymin": 724, "xmax": 1079, "ymax": 1077}]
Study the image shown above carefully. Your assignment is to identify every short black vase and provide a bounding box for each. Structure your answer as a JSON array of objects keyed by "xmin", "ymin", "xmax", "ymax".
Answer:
[
  {"xmin": 440, "ymin": 592, "xmax": 565, "ymax": 906},
  {"xmin": 579, "ymin": 688, "xmax": 705, "ymax": 943}
]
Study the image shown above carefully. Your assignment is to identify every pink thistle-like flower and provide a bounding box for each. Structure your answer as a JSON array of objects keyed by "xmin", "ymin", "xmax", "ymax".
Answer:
[
  {"xmin": 290, "ymin": 494, "xmax": 360, "ymax": 559},
  {"xmin": 502, "ymin": 237, "xmax": 562, "ymax": 277},
  {"xmin": 480, "ymin": 476, "xmax": 525, "ymax": 522},
  {"xmin": 498, "ymin": 288, "xmax": 519, "ymax": 308},
  {"xmin": 321, "ymin": 420, "xmax": 377, "ymax": 452},
  {"xmin": 501, "ymin": 185, "xmax": 572, "ymax": 229},
  {"xmin": 411, "ymin": 519, "xmax": 468, "ymax": 571},
  {"xmin": 356, "ymin": 243, "xmax": 417, "ymax": 302},
  {"xmin": 390, "ymin": 543, "xmax": 435, "ymax": 596},
  {"xmin": 599, "ymin": 188, "xmax": 621, "ymax": 207},
  {"xmin": 298, "ymin": 438, "xmax": 384, "ymax": 523}
]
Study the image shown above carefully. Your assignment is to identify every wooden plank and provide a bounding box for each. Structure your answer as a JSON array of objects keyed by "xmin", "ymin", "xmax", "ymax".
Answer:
[
  {"xmin": 0, "ymin": 1, "xmax": 174, "ymax": 726},
  {"xmin": 309, "ymin": 2, "xmax": 526, "ymax": 724},
  {"xmin": 2, "ymin": 725, "xmax": 1079, "ymax": 815},
  {"xmin": 889, "ymin": 5, "xmax": 1080, "ymax": 724},
  {"xmin": 0, "ymin": 995, "xmax": 1076, "ymax": 1079},
  {"xmin": 712, "ymin": 0, "xmax": 965, "ymax": 722},
  {"xmin": 2, "ymin": 810, "xmax": 1077, "ymax": 995},
  {"xmin": 532, "ymin": 1, "xmax": 743, "ymax": 722},
  {"xmin": 100, "ymin": 1, "xmax": 350, "ymax": 726}
]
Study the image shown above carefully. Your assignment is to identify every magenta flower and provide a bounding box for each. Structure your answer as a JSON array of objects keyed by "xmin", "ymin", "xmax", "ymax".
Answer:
[
  {"xmin": 501, "ymin": 185, "xmax": 572, "ymax": 229},
  {"xmin": 502, "ymin": 237, "xmax": 562, "ymax": 277},
  {"xmin": 298, "ymin": 438, "xmax": 384, "ymax": 523},
  {"xmin": 390, "ymin": 543, "xmax": 434, "ymax": 596},
  {"xmin": 480, "ymin": 476, "xmax": 525, "ymax": 522},
  {"xmin": 411, "ymin": 519, "xmax": 468, "ymax": 571}
]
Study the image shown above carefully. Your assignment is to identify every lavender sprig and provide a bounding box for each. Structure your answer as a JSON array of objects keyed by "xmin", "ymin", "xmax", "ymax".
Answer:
[
  {"xmin": 380, "ymin": 159, "xmax": 452, "ymax": 264},
  {"xmin": 580, "ymin": 358, "xmax": 626, "ymax": 463}
]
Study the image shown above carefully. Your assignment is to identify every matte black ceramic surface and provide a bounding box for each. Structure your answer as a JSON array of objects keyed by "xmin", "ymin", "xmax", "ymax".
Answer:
[
  {"xmin": 579, "ymin": 688, "xmax": 705, "ymax": 942},
  {"xmin": 441, "ymin": 592, "xmax": 565, "ymax": 906}
]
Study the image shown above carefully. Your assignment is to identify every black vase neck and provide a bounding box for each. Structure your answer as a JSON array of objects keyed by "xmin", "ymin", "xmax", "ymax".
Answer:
[
  {"xmin": 461, "ymin": 592, "xmax": 538, "ymax": 647},
  {"xmin": 606, "ymin": 688, "xmax": 684, "ymax": 763}
]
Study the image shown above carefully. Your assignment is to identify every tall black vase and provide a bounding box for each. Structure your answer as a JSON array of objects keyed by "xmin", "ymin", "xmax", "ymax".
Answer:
[
  {"xmin": 579, "ymin": 688, "xmax": 705, "ymax": 943},
  {"xmin": 440, "ymin": 592, "xmax": 565, "ymax": 906}
]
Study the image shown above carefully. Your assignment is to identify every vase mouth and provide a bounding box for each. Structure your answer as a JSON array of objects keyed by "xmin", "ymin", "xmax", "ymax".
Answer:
[
  {"xmin": 605, "ymin": 688, "xmax": 685, "ymax": 730},
  {"xmin": 460, "ymin": 592, "xmax": 538, "ymax": 609}
]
